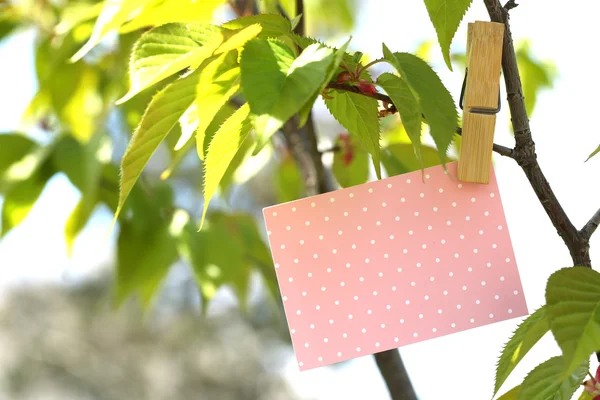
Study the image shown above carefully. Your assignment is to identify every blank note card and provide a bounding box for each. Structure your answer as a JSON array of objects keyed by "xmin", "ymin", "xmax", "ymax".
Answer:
[{"xmin": 263, "ymin": 161, "xmax": 528, "ymax": 371}]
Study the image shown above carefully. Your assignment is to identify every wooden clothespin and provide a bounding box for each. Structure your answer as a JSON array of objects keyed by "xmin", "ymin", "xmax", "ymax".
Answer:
[{"xmin": 457, "ymin": 21, "xmax": 505, "ymax": 184}]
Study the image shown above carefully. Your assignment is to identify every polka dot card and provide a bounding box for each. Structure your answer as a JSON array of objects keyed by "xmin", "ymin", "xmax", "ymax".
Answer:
[{"xmin": 263, "ymin": 161, "xmax": 528, "ymax": 371}]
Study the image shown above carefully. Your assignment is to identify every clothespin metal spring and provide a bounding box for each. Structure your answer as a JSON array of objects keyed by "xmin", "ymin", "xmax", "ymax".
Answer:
[{"xmin": 459, "ymin": 68, "xmax": 501, "ymax": 115}]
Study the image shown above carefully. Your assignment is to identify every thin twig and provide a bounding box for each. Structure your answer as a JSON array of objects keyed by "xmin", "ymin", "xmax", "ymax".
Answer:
[
  {"xmin": 455, "ymin": 127, "xmax": 514, "ymax": 158},
  {"xmin": 581, "ymin": 208, "xmax": 600, "ymax": 241},
  {"xmin": 503, "ymin": 0, "xmax": 518, "ymax": 11},
  {"xmin": 319, "ymin": 145, "xmax": 341, "ymax": 154},
  {"xmin": 326, "ymin": 82, "xmax": 394, "ymax": 105},
  {"xmin": 484, "ymin": 0, "xmax": 591, "ymax": 266}
]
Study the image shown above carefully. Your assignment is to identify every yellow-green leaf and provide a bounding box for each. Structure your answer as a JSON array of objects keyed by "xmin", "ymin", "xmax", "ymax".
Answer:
[
  {"xmin": 578, "ymin": 389, "xmax": 595, "ymax": 400},
  {"xmin": 55, "ymin": 1, "xmax": 104, "ymax": 35},
  {"xmin": 111, "ymin": 70, "xmax": 199, "ymax": 228},
  {"xmin": 71, "ymin": 0, "xmax": 151, "ymax": 62},
  {"xmin": 1, "ymin": 172, "xmax": 48, "ymax": 237},
  {"xmin": 116, "ymin": 23, "xmax": 224, "ymax": 104},
  {"xmin": 201, "ymin": 103, "xmax": 252, "ymax": 229},
  {"xmin": 119, "ymin": 0, "xmax": 226, "ymax": 33},
  {"xmin": 275, "ymin": 155, "xmax": 304, "ymax": 202},
  {"xmin": 215, "ymin": 24, "xmax": 263, "ymax": 54},
  {"xmin": 586, "ymin": 145, "xmax": 600, "ymax": 162},
  {"xmin": 222, "ymin": 13, "xmax": 292, "ymax": 38},
  {"xmin": 497, "ymin": 385, "xmax": 520, "ymax": 400},
  {"xmin": 196, "ymin": 51, "xmax": 241, "ymax": 160},
  {"xmin": 65, "ymin": 196, "xmax": 98, "ymax": 255}
]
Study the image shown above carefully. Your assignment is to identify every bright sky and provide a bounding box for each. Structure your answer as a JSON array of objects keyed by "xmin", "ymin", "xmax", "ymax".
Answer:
[{"xmin": 1, "ymin": 1, "xmax": 600, "ymax": 399}]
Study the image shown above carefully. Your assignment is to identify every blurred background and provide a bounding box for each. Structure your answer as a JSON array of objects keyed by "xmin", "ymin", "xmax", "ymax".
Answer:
[{"xmin": 0, "ymin": 0, "xmax": 599, "ymax": 399}]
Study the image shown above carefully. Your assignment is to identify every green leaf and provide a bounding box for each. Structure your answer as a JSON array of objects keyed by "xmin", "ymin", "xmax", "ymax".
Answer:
[
  {"xmin": 332, "ymin": 133, "xmax": 369, "ymax": 188},
  {"xmin": 422, "ymin": 0, "xmax": 473, "ymax": 70},
  {"xmin": 578, "ymin": 390, "xmax": 595, "ymax": 400},
  {"xmin": 0, "ymin": 140, "xmax": 53, "ymax": 194},
  {"xmin": 290, "ymin": 13, "xmax": 302, "ymax": 31},
  {"xmin": 201, "ymin": 103, "xmax": 253, "ymax": 229},
  {"xmin": 116, "ymin": 23, "xmax": 224, "ymax": 104},
  {"xmin": 275, "ymin": 155, "xmax": 304, "ymax": 202},
  {"xmin": 112, "ymin": 69, "xmax": 198, "ymax": 227},
  {"xmin": 298, "ymin": 38, "xmax": 352, "ymax": 128},
  {"xmin": 0, "ymin": 12, "xmax": 21, "ymax": 43},
  {"xmin": 65, "ymin": 197, "xmax": 98, "ymax": 255},
  {"xmin": 115, "ymin": 186, "xmax": 178, "ymax": 308},
  {"xmin": 305, "ymin": 0, "xmax": 355, "ymax": 36},
  {"xmin": 0, "ymin": 133, "xmax": 37, "ymax": 177},
  {"xmin": 52, "ymin": 134, "xmax": 107, "ymax": 195},
  {"xmin": 71, "ymin": 0, "xmax": 151, "ymax": 62},
  {"xmin": 381, "ymin": 143, "xmax": 444, "ymax": 176},
  {"xmin": 382, "ymin": 45, "xmax": 458, "ymax": 165},
  {"xmin": 516, "ymin": 40, "xmax": 556, "ymax": 117},
  {"xmin": 222, "ymin": 13, "xmax": 292, "ymax": 38},
  {"xmin": 210, "ymin": 212, "xmax": 277, "ymax": 303},
  {"xmin": 119, "ymin": 0, "xmax": 226, "ymax": 33},
  {"xmin": 585, "ymin": 145, "xmax": 600, "ymax": 162},
  {"xmin": 517, "ymin": 356, "xmax": 588, "ymax": 400},
  {"xmin": 496, "ymin": 386, "xmax": 520, "ymax": 400},
  {"xmin": 376, "ymin": 73, "xmax": 423, "ymax": 168},
  {"xmin": 240, "ymin": 39, "xmax": 335, "ymax": 152},
  {"xmin": 297, "ymin": 37, "xmax": 351, "ymax": 127},
  {"xmin": 196, "ymin": 51, "xmax": 241, "ymax": 160},
  {"xmin": 324, "ymin": 91, "xmax": 381, "ymax": 179},
  {"xmin": 53, "ymin": 133, "xmax": 109, "ymax": 255},
  {"xmin": 546, "ymin": 266, "xmax": 600, "ymax": 376},
  {"xmin": 180, "ymin": 212, "xmax": 251, "ymax": 309},
  {"xmin": 1, "ymin": 172, "xmax": 48, "ymax": 237},
  {"xmin": 494, "ymin": 306, "xmax": 550, "ymax": 397}
]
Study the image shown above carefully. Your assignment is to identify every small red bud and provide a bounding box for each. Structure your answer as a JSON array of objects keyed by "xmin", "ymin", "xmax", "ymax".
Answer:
[
  {"xmin": 357, "ymin": 83, "xmax": 378, "ymax": 96},
  {"xmin": 336, "ymin": 71, "xmax": 352, "ymax": 84}
]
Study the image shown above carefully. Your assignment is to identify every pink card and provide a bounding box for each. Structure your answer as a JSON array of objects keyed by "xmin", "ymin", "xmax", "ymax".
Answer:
[{"xmin": 263, "ymin": 161, "xmax": 528, "ymax": 371}]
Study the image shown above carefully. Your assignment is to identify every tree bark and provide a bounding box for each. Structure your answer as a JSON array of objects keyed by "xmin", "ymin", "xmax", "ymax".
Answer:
[
  {"xmin": 282, "ymin": 1, "xmax": 419, "ymax": 399},
  {"xmin": 483, "ymin": 0, "xmax": 592, "ymax": 267}
]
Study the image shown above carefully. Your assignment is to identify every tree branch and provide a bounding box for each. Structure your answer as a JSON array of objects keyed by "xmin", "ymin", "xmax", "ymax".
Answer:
[
  {"xmin": 291, "ymin": 2, "xmax": 418, "ymax": 399},
  {"xmin": 581, "ymin": 208, "xmax": 600, "ymax": 241},
  {"xmin": 484, "ymin": 0, "xmax": 591, "ymax": 267},
  {"xmin": 326, "ymin": 82, "xmax": 396, "ymax": 105},
  {"xmin": 374, "ymin": 351, "xmax": 418, "ymax": 400}
]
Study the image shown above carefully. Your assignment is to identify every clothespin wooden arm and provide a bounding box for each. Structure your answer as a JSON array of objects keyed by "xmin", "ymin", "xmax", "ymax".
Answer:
[{"xmin": 457, "ymin": 21, "xmax": 504, "ymax": 184}]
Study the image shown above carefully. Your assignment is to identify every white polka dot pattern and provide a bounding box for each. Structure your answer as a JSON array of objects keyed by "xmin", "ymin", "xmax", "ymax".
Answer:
[{"xmin": 263, "ymin": 161, "xmax": 527, "ymax": 371}]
